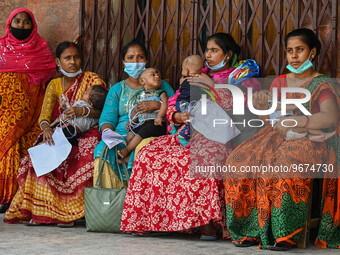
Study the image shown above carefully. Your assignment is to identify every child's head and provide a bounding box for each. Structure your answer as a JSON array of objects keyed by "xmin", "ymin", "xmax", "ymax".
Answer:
[
  {"xmin": 82, "ymin": 85, "xmax": 108, "ymax": 110},
  {"xmin": 139, "ymin": 67, "xmax": 162, "ymax": 91},
  {"xmin": 181, "ymin": 55, "xmax": 203, "ymax": 77}
]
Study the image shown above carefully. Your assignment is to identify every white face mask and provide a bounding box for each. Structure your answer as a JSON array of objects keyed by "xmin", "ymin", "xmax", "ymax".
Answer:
[
  {"xmin": 59, "ymin": 66, "xmax": 82, "ymax": 78},
  {"xmin": 58, "ymin": 59, "xmax": 82, "ymax": 78}
]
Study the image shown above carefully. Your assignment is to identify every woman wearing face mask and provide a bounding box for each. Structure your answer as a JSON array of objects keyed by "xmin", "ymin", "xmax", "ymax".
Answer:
[
  {"xmin": 224, "ymin": 28, "xmax": 340, "ymax": 250},
  {"xmin": 4, "ymin": 41, "xmax": 107, "ymax": 227},
  {"xmin": 203, "ymin": 33, "xmax": 261, "ymax": 92},
  {"xmin": 119, "ymin": 33, "xmax": 260, "ymax": 240},
  {"xmin": 92, "ymin": 39, "xmax": 174, "ymax": 189},
  {"xmin": 0, "ymin": 8, "xmax": 55, "ymax": 213}
]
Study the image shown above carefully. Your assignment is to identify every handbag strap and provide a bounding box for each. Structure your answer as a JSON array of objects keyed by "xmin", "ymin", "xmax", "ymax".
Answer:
[
  {"xmin": 114, "ymin": 147, "xmax": 130, "ymax": 189},
  {"xmin": 95, "ymin": 144, "xmax": 109, "ymax": 187},
  {"xmin": 95, "ymin": 144, "xmax": 130, "ymax": 189}
]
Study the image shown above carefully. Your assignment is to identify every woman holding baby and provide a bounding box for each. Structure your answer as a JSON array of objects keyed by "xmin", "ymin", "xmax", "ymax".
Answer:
[
  {"xmin": 5, "ymin": 41, "xmax": 107, "ymax": 227},
  {"xmin": 92, "ymin": 39, "xmax": 174, "ymax": 189},
  {"xmin": 120, "ymin": 33, "xmax": 261, "ymax": 240},
  {"xmin": 224, "ymin": 28, "xmax": 340, "ymax": 250}
]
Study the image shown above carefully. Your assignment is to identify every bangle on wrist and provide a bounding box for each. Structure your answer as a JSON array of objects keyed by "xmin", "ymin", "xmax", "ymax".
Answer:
[
  {"xmin": 40, "ymin": 120, "xmax": 50, "ymax": 130},
  {"xmin": 302, "ymin": 115, "xmax": 310, "ymax": 128},
  {"xmin": 102, "ymin": 128, "xmax": 111, "ymax": 133},
  {"xmin": 81, "ymin": 107, "xmax": 86, "ymax": 116},
  {"xmin": 43, "ymin": 126, "xmax": 52, "ymax": 132},
  {"xmin": 84, "ymin": 107, "xmax": 90, "ymax": 117}
]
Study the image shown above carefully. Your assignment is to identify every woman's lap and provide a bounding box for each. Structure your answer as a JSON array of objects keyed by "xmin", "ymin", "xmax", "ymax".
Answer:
[
  {"xmin": 4, "ymin": 127, "xmax": 101, "ymax": 223},
  {"xmin": 121, "ymin": 134, "xmax": 231, "ymax": 238},
  {"xmin": 224, "ymin": 125, "xmax": 328, "ymax": 247}
]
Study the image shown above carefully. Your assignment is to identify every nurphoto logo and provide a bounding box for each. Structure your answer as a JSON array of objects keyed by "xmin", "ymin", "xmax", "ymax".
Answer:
[{"xmin": 199, "ymin": 84, "xmax": 312, "ymax": 128}]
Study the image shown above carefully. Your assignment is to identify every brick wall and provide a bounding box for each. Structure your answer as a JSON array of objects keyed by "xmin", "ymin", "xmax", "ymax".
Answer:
[{"xmin": 0, "ymin": 0, "xmax": 79, "ymax": 54}]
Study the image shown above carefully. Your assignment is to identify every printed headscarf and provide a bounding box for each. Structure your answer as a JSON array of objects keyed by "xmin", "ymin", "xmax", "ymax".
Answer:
[{"xmin": 0, "ymin": 8, "xmax": 55, "ymax": 85}]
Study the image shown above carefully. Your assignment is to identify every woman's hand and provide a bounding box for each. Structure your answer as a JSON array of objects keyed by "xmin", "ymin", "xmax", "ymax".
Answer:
[
  {"xmin": 173, "ymin": 112, "xmax": 191, "ymax": 125},
  {"xmin": 187, "ymin": 74, "xmax": 215, "ymax": 87},
  {"xmin": 64, "ymin": 107, "xmax": 82, "ymax": 118},
  {"xmin": 43, "ymin": 127, "xmax": 54, "ymax": 145},
  {"xmin": 137, "ymin": 101, "xmax": 161, "ymax": 113},
  {"xmin": 253, "ymin": 90, "xmax": 271, "ymax": 109}
]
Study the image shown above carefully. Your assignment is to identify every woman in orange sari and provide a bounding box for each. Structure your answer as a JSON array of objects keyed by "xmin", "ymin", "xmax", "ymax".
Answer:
[
  {"xmin": 0, "ymin": 8, "xmax": 55, "ymax": 212},
  {"xmin": 224, "ymin": 28, "xmax": 340, "ymax": 250},
  {"xmin": 4, "ymin": 42, "xmax": 106, "ymax": 226}
]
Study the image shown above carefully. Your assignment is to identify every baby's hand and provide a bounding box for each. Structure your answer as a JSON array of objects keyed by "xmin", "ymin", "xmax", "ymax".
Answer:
[
  {"xmin": 126, "ymin": 121, "xmax": 131, "ymax": 130},
  {"xmin": 154, "ymin": 117, "xmax": 163, "ymax": 126}
]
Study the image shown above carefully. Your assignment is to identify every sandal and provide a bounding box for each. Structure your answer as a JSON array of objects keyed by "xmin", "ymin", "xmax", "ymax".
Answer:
[
  {"xmin": 233, "ymin": 237, "xmax": 259, "ymax": 247},
  {"xmin": 57, "ymin": 222, "xmax": 75, "ymax": 228},
  {"xmin": 267, "ymin": 241, "xmax": 295, "ymax": 251},
  {"xmin": 25, "ymin": 219, "xmax": 43, "ymax": 226}
]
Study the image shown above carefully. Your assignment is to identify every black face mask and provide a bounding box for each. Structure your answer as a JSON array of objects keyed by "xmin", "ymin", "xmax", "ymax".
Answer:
[{"xmin": 10, "ymin": 26, "xmax": 33, "ymax": 40}]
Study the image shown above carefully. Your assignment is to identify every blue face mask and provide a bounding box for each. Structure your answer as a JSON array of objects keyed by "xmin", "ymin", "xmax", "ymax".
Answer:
[
  {"xmin": 286, "ymin": 52, "xmax": 313, "ymax": 74},
  {"xmin": 124, "ymin": 62, "xmax": 146, "ymax": 79},
  {"xmin": 205, "ymin": 55, "xmax": 228, "ymax": 71}
]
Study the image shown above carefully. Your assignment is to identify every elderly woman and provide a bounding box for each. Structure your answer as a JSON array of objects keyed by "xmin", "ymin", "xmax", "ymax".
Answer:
[
  {"xmin": 120, "ymin": 33, "xmax": 261, "ymax": 240},
  {"xmin": 224, "ymin": 28, "xmax": 340, "ymax": 250},
  {"xmin": 5, "ymin": 41, "xmax": 106, "ymax": 227},
  {"xmin": 0, "ymin": 8, "xmax": 55, "ymax": 212},
  {"xmin": 92, "ymin": 39, "xmax": 174, "ymax": 189}
]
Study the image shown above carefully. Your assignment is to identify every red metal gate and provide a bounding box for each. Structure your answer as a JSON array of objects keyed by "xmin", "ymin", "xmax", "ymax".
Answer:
[{"xmin": 79, "ymin": 0, "xmax": 338, "ymax": 87}]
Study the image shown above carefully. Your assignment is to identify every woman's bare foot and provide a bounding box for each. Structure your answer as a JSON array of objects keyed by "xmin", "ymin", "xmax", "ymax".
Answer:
[
  {"xmin": 57, "ymin": 222, "xmax": 74, "ymax": 228},
  {"xmin": 309, "ymin": 131, "xmax": 336, "ymax": 142},
  {"xmin": 200, "ymin": 221, "xmax": 217, "ymax": 241},
  {"xmin": 25, "ymin": 219, "xmax": 42, "ymax": 226}
]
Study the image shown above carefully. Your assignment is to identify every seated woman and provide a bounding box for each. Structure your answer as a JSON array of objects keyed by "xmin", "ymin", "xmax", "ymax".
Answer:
[
  {"xmin": 0, "ymin": 8, "xmax": 55, "ymax": 212},
  {"xmin": 92, "ymin": 39, "xmax": 174, "ymax": 189},
  {"xmin": 224, "ymin": 28, "xmax": 340, "ymax": 250},
  {"xmin": 120, "ymin": 33, "xmax": 261, "ymax": 240},
  {"xmin": 4, "ymin": 41, "xmax": 106, "ymax": 227}
]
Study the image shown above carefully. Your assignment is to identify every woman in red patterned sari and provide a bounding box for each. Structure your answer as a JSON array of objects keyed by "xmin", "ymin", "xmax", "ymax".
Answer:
[
  {"xmin": 0, "ymin": 8, "xmax": 55, "ymax": 212},
  {"xmin": 120, "ymin": 33, "xmax": 261, "ymax": 239},
  {"xmin": 224, "ymin": 28, "xmax": 340, "ymax": 250},
  {"xmin": 4, "ymin": 42, "xmax": 106, "ymax": 226}
]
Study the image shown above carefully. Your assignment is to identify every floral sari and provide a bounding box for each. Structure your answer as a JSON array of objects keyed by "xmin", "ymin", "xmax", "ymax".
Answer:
[
  {"xmin": 224, "ymin": 75, "xmax": 340, "ymax": 249},
  {"xmin": 4, "ymin": 71, "xmax": 106, "ymax": 224},
  {"xmin": 120, "ymin": 66, "xmax": 261, "ymax": 238}
]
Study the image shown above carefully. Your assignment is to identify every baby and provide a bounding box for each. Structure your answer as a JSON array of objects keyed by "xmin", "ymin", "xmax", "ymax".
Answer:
[
  {"xmin": 36, "ymin": 85, "xmax": 108, "ymax": 145},
  {"xmin": 169, "ymin": 55, "xmax": 204, "ymax": 148},
  {"xmin": 270, "ymin": 103, "xmax": 336, "ymax": 142},
  {"xmin": 118, "ymin": 68, "xmax": 168, "ymax": 161}
]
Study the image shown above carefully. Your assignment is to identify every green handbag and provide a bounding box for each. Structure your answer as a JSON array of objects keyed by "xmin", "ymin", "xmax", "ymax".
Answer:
[{"xmin": 84, "ymin": 145, "xmax": 129, "ymax": 233}]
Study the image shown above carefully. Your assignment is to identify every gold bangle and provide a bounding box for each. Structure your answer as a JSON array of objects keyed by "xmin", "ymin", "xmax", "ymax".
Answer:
[
  {"xmin": 81, "ymin": 107, "xmax": 86, "ymax": 116},
  {"xmin": 43, "ymin": 126, "xmax": 52, "ymax": 132}
]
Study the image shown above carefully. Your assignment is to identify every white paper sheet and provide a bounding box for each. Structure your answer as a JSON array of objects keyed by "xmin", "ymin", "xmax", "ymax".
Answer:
[
  {"xmin": 28, "ymin": 127, "xmax": 72, "ymax": 177},
  {"xmin": 102, "ymin": 129, "xmax": 126, "ymax": 149},
  {"xmin": 190, "ymin": 99, "xmax": 240, "ymax": 144}
]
